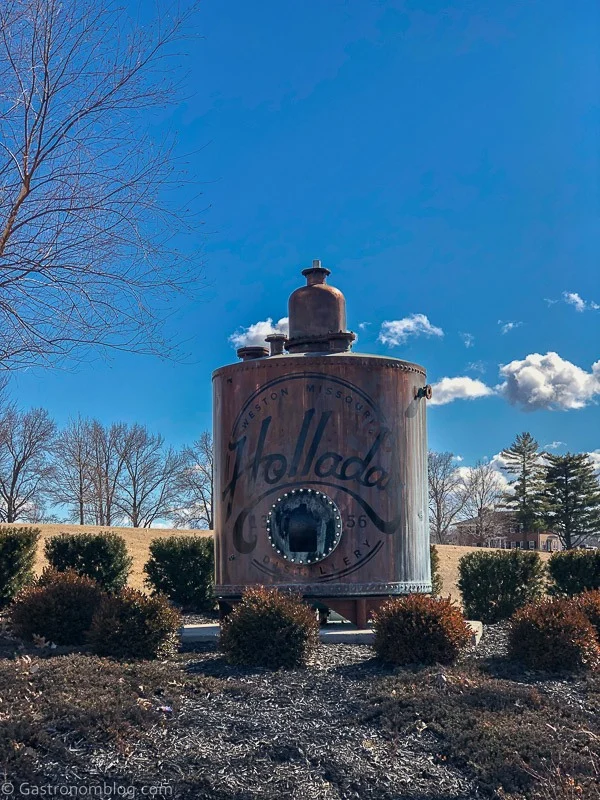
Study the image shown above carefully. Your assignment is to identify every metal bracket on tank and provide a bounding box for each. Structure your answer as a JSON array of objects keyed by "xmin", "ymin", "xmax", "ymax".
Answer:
[{"xmin": 416, "ymin": 384, "xmax": 433, "ymax": 400}]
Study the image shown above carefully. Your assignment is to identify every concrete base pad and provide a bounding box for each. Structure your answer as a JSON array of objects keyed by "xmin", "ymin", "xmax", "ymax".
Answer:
[
  {"xmin": 181, "ymin": 624, "xmax": 219, "ymax": 643},
  {"xmin": 467, "ymin": 620, "xmax": 483, "ymax": 646},
  {"xmin": 181, "ymin": 620, "xmax": 483, "ymax": 646}
]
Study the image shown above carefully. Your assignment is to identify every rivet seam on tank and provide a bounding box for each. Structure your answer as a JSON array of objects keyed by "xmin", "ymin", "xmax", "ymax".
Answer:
[{"xmin": 214, "ymin": 361, "xmax": 426, "ymax": 376}]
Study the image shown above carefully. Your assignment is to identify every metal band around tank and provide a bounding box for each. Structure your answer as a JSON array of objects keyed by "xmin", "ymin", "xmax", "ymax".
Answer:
[
  {"xmin": 215, "ymin": 581, "xmax": 433, "ymax": 597},
  {"xmin": 212, "ymin": 356, "xmax": 426, "ymax": 380}
]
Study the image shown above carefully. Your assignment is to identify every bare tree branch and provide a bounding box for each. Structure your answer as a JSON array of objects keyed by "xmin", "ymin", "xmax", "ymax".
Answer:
[
  {"xmin": 48, "ymin": 415, "xmax": 93, "ymax": 524},
  {"xmin": 113, "ymin": 423, "xmax": 184, "ymax": 527},
  {"xmin": 86, "ymin": 420, "xmax": 127, "ymax": 526},
  {"xmin": 0, "ymin": 405, "xmax": 55, "ymax": 521},
  {"xmin": 459, "ymin": 461, "xmax": 508, "ymax": 546},
  {"xmin": 175, "ymin": 430, "xmax": 213, "ymax": 529},
  {"xmin": 428, "ymin": 451, "xmax": 467, "ymax": 544},
  {"xmin": 0, "ymin": 0, "xmax": 203, "ymax": 371}
]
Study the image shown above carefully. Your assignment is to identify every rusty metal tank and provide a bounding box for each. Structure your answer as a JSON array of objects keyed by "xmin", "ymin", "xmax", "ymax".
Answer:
[{"xmin": 213, "ymin": 260, "xmax": 432, "ymax": 625}]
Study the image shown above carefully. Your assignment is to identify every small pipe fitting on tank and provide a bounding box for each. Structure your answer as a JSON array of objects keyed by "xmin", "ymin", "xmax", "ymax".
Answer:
[
  {"xmin": 236, "ymin": 346, "xmax": 269, "ymax": 361},
  {"xmin": 265, "ymin": 333, "xmax": 287, "ymax": 356},
  {"xmin": 416, "ymin": 384, "xmax": 433, "ymax": 400}
]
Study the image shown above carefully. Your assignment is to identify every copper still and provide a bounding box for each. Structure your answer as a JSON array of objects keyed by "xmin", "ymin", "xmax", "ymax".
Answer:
[{"xmin": 213, "ymin": 261, "xmax": 432, "ymax": 625}]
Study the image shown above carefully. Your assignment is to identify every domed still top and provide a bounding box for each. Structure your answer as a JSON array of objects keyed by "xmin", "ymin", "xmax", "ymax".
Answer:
[{"xmin": 286, "ymin": 260, "xmax": 356, "ymax": 353}]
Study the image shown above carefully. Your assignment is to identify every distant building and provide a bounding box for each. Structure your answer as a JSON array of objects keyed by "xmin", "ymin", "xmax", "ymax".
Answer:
[
  {"xmin": 496, "ymin": 530, "xmax": 562, "ymax": 552},
  {"xmin": 450, "ymin": 510, "xmax": 562, "ymax": 551}
]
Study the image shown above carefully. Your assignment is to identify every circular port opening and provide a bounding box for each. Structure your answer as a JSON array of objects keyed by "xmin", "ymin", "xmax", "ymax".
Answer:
[{"xmin": 266, "ymin": 488, "xmax": 342, "ymax": 565}]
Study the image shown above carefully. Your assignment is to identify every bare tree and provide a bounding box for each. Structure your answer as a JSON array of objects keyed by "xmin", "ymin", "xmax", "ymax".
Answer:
[
  {"xmin": 428, "ymin": 451, "xmax": 467, "ymax": 544},
  {"xmin": 49, "ymin": 416, "xmax": 93, "ymax": 524},
  {"xmin": 115, "ymin": 424, "xmax": 183, "ymax": 528},
  {"xmin": 0, "ymin": 406, "xmax": 55, "ymax": 521},
  {"xmin": 0, "ymin": 0, "xmax": 201, "ymax": 371},
  {"xmin": 175, "ymin": 430, "xmax": 213, "ymax": 529},
  {"xmin": 86, "ymin": 421, "xmax": 127, "ymax": 526},
  {"xmin": 460, "ymin": 461, "xmax": 508, "ymax": 546}
]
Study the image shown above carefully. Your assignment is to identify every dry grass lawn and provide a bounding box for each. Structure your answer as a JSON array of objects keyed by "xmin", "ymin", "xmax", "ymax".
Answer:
[
  {"xmin": 7, "ymin": 523, "xmax": 211, "ymax": 591},
  {"xmin": 436, "ymin": 543, "xmax": 552, "ymax": 602}
]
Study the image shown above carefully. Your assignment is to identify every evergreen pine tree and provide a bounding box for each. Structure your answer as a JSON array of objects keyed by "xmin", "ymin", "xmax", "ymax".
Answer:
[
  {"xmin": 500, "ymin": 432, "xmax": 545, "ymax": 532},
  {"xmin": 542, "ymin": 453, "xmax": 600, "ymax": 549}
]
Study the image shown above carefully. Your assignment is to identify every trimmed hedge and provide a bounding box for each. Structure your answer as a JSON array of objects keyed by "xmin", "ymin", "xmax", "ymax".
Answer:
[
  {"xmin": 548, "ymin": 549, "xmax": 600, "ymax": 596},
  {"xmin": 430, "ymin": 545, "xmax": 442, "ymax": 596},
  {"xmin": 509, "ymin": 598, "xmax": 600, "ymax": 672},
  {"xmin": 10, "ymin": 569, "xmax": 105, "ymax": 645},
  {"xmin": 573, "ymin": 590, "xmax": 600, "ymax": 637},
  {"xmin": 0, "ymin": 526, "xmax": 40, "ymax": 607},
  {"xmin": 458, "ymin": 549, "xmax": 545, "ymax": 623},
  {"xmin": 144, "ymin": 536, "xmax": 214, "ymax": 611},
  {"xmin": 44, "ymin": 532, "xmax": 132, "ymax": 592},
  {"xmin": 220, "ymin": 587, "xmax": 319, "ymax": 669},
  {"xmin": 88, "ymin": 588, "xmax": 181, "ymax": 660},
  {"xmin": 372, "ymin": 594, "xmax": 471, "ymax": 666}
]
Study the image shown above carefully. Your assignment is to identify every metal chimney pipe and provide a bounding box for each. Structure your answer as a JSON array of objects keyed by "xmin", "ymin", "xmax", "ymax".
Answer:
[
  {"xmin": 236, "ymin": 346, "xmax": 269, "ymax": 361},
  {"xmin": 286, "ymin": 260, "xmax": 356, "ymax": 353},
  {"xmin": 265, "ymin": 333, "xmax": 286, "ymax": 356}
]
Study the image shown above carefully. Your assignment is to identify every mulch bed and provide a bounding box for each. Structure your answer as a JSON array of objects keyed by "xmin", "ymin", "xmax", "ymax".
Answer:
[{"xmin": 1, "ymin": 623, "xmax": 600, "ymax": 799}]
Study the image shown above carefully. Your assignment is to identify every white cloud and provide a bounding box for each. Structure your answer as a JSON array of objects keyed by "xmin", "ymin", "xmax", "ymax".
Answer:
[
  {"xmin": 563, "ymin": 291, "xmax": 599, "ymax": 312},
  {"xmin": 378, "ymin": 314, "xmax": 443, "ymax": 346},
  {"xmin": 544, "ymin": 441, "xmax": 565, "ymax": 450},
  {"xmin": 498, "ymin": 351, "xmax": 600, "ymax": 411},
  {"xmin": 229, "ymin": 317, "xmax": 289, "ymax": 348},
  {"xmin": 487, "ymin": 453, "xmax": 518, "ymax": 493},
  {"xmin": 455, "ymin": 466, "xmax": 471, "ymax": 482},
  {"xmin": 489, "ymin": 452, "xmax": 511, "ymax": 474},
  {"xmin": 544, "ymin": 298, "xmax": 559, "ymax": 307},
  {"xmin": 429, "ymin": 376, "xmax": 495, "ymax": 406},
  {"xmin": 466, "ymin": 360, "xmax": 486, "ymax": 374},
  {"xmin": 492, "ymin": 468, "xmax": 511, "ymax": 493},
  {"xmin": 460, "ymin": 332, "xmax": 474, "ymax": 348},
  {"xmin": 453, "ymin": 455, "xmax": 463, "ymax": 462},
  {"xmin": 563, "ymin": 291, "xmax": 586, "ymax": 312},
  {"xmin": 455, "ymin": 462, "xmax": 511, "ymax": 493},
  {"xmin": 588, "ymin": 450, "xmax": 600, "ymax": 474},
  {"xmin": 358, "ymin": 322, "xmax": 371, "ymax": 330},
  {"xmin": 498, "ymin": 320, "xmax": 523, "ymax": 335}
]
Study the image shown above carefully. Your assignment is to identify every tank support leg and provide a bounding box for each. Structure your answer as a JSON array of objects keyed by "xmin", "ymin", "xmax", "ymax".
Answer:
[
  {"xmin": 218, "ymin": 601, "xmax": 234, "ymax": 619},
  {"xmin": 356, "ymin": 599, "xmax": 367, "ymax": 628}
]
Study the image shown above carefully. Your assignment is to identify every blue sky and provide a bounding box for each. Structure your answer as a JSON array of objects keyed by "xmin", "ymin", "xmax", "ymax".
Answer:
[{"xmin": 12, "ymin": 0, "xmax": 600, "ymax": 467}]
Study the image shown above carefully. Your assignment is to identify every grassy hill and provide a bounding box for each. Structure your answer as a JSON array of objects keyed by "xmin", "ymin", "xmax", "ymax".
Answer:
[
  {"xmin": 3, "ymin": 524, "xmax": 553, "ymax": 600},
  {"xmin": 435, "ymin": 544, "xmax": 552, "ymax": 602},
  {"xmin": 3, "ymin": 523, "xmax": 211, "ymax": 591}
]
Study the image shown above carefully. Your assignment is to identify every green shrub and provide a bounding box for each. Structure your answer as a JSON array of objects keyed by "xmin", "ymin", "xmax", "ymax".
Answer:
[
  {"xmin": 220, "ymin": 586, "xmax": 319, "ymax": 669},
  {"xmin": 144, "ymin": 536, "xmax": 214, "ymax": 611},
  {"xmin": 44, "ymin": 532, "xmax": 132, "ymax": 592},
  {"xmin": 573, "ymin": 590, "xmax": 600, "ymax": 636},
  {"xmin": 430, "ymin": 544, "xmax": 442, "ymax": 596},
  {"xmin": 88, "ymin": 588, "xmax": 181, "ymax": 660},
  {"xmin": 0, "ymin": 526, "xmax": 40, "ymax": 607},
  {"xmin": 548, "ymin": 549, "xmax": 600, "ymax": 596},
  {"xmin": 10, "ymin": 569, "xmax": 105, "ymax": 645},
  {"xmin": 509, "ymin": 597, "xmax": 600, "ymax": 672},
  {"xmin": 372, "ymin": 594, "xmax": 471, "ymax": 666},
  {"xmin": 458, "ymin": 549, "xmax": 545, "ymax": 623}
]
